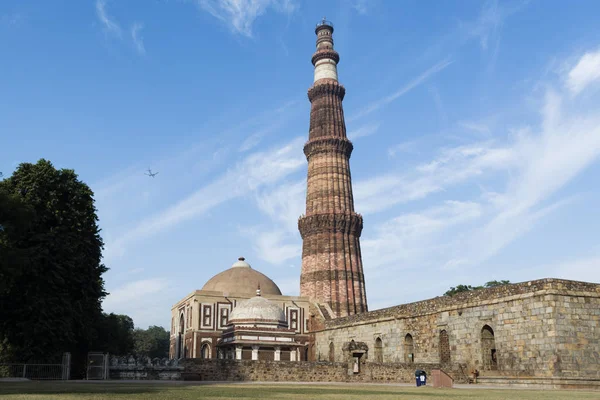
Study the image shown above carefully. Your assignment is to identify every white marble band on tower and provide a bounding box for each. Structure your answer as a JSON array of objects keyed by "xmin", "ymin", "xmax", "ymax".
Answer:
[{"xmin": 313, "ymin": 19, "xmax": 338, "ymax": 82}]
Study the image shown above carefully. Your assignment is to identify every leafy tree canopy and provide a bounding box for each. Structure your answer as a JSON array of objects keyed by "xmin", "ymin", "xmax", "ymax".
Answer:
[
  {"xmin": 444, "ymin": 280, "xmax": 511, "ymax": 296},
  {"xmin": 133, "ymin": 326, "xmax": 170, "ymax": 359},
  {"xmin": 0, "ymin": 159, "xmax": 107, "ymax": 367}
]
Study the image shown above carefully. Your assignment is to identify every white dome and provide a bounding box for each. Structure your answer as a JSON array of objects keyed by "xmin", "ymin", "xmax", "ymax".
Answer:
[
  {"xmin": 229, "ymin": 295, "xmax": 286, "ymax": 324},
  {"xmin": 231, "ymin": 257, "xmax": 251, "ymax": 268}
]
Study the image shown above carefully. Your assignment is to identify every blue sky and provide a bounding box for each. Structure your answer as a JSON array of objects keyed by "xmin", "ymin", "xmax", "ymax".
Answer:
[{"xmin": 2, "ymin": 0, "xmax": 600, "ymax": 329}]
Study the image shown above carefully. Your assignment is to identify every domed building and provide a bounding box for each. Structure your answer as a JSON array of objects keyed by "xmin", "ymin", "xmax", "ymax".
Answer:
[
  {"xmin": 169, "ymin": 257, "xmax": 311, "ymax": 360},
  {"xmin": 219, "ymin": 287, "xmax": 305, "ymax": 361}
]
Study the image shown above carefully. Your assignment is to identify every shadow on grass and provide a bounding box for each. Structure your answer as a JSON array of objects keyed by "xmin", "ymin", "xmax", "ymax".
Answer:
[{"xmin": 0, "ymin": 382, "xmax": 171, "ymax": 396}]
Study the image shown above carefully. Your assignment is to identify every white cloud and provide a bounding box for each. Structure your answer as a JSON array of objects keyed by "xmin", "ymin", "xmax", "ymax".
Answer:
[
  {"xmin": 360, "ymin": 48, "xmax": 600, "ymax": 279},
  {"xmin": 348, "ymin": 122, "xmax": 380, "ymax": 141},
  {"xmin": 362, "ymin": 201, "xmax": 483, "ymax": 271},
  {"xmin": 103, "ymin": 278, "xmax": 172, "ymax": 327},
  {"xmin": 349, "ymin": 59, "xmax": 453, "ymax": 121},
  {"xmin": 104, "ymin": 137, "xmax": 305, "ymax": 261},
  {"xmin": 459, "ymin": 120, "xmax": 491, "ymax": 136},
  {"xmin": 254, "ymin": 179, "xmax": 305, "ymax": 232},
  {"xmin": 566, "ymin": 49, "xmax": 600, "ymax": 95},
  {"xmin": 96, "ymin": 0, "xmax": 121, "ymax": 37},
  {"xmin": 464, "ymin": 0, "xmax": 530, "ymax": 51},
  {"xmin": 250, "ymin": 228, "xmax": 300, "ymax": 264},
  {"xmin": 131, "ymin": 22, "xmax": 145, "ymax": 55},
  {"xmin": 246, "ymin": 179, "xmax": 305, "ymax": 264},
  {"xmin": 197, "ymin": 0, "xmax": 297, "ymax": 37},
  {"xmin": 388, "ymin": 140, "xmax": 419, "ymax": 157}
]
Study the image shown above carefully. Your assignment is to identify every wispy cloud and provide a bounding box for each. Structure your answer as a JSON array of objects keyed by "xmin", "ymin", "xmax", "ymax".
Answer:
[
  {"xmin": 387, "ymin": 140, "xmax": 420, "ymax": 158},
  {"xmin": 349, "ymin": 59, "xmax": 453, "ymax": 121},
  {"xmin": 566, "ymin": 48, "xmax": 600, "ymax": 95},
  {"xmin": 347, "ymin": 122, "xmax": 380, "ymax": 141},
  {"xmin": 246, "ymin": 179, "xmax": 305, "ymax": 264},
  {"xmin": 103, "ymin": 278, "xmax": 172, "ymax": 328},
  {"xmin": 459, "ymin": 120, "xmax": 491, "ymax": 136},
  {"xmin": 197, "ymin": 0, "xmax": 297, "ymax": 37},
  {"xmin": 131, "ymin": 22, "xmax": 145, "ymax": 55},
  {"xmin": 96, "ymin": 0, "xmax": 121, "ymax": 37},
  {"xmin": 464, "ymin": 0, "xmax": 530, "ymax": 50},
  {"xmin": 104, "ymin": 137, "xmax": 305, "ymax": 261},
  {"xmin": 360, "ymin": 47, "xmax": 600, "ymax": 284}
]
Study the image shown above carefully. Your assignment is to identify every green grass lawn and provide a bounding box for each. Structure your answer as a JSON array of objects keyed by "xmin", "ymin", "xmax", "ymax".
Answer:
[{"xmin": 0, "ymin": 382, "xmax": 598, "ymax": 400}]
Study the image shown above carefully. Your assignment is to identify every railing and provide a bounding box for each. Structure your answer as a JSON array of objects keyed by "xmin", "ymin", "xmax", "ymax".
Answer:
[{"xmin": 0, "ymin": 363, "xmax": 69, "ymax": 380}]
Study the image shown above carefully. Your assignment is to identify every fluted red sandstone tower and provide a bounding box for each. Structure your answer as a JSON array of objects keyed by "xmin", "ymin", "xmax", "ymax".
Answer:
[{"xmin": 298, "ymin": 20, "xmax": 368, "ymax": 318}]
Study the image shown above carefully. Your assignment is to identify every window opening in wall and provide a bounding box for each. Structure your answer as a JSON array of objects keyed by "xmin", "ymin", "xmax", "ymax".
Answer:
[
  {"xmin": 290, "ymin": 309, "xmax": 298, "ymax": 330},
  {"xmin": 404, "ymin": 333, "xmax": 414, "ymax": 363},
  {"xmin": 374, "ymin": 337, "xmax": 383, "ymax": 363},
  {"xmin": 220, "ymin": 308, "xmax": 229, "ymax": 327},
  {"xmin": 439, "ymin": 330, "xmax": 451, "ymax": 364},
  {"xmin": 203, "ymin": 305, "xmax": 212, "ymax": 326}
]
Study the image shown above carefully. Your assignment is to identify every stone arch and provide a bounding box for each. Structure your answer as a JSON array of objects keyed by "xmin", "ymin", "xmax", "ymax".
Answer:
[
  {"xmin": 374, "ymin": 337, "xmax": 383, "ymax": 363},
  {"xmin": 481, "ymin": 325, "xmax": 497, "ymax": 370},
  {"xmin": 200, "ymin": 342, "xmax": 211, "ymax": 359},
  {"xmin": 328, "ymin": 342, "xmax": 335, "ymax": 362},
  {"xmin": 404, "ymin": 334, "xmax": 414, "ymax": 363},
  {"xmin": 439, "ymin": 330, "xmax": 451, "ymax": 364}
]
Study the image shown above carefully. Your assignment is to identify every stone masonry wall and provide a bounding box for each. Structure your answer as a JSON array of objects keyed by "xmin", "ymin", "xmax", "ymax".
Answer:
[
  {"xmin": 554, "ymin": 293, "xmax": 600, "ymax": 378},
  {"xmin": 181, "ymin": 359, "xmax": 441, "ymax": 383},
  {"xmin": 314, "ymin": 279, "xmax": 600, "ymax": 379}
]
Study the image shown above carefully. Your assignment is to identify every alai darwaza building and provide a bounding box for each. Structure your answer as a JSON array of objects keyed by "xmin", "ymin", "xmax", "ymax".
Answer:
[{"xmin": 169, "ymin": 257, "xmax": 312, "ymax": 361}]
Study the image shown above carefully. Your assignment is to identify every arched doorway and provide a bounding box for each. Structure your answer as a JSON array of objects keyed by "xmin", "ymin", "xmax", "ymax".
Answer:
[
  {"xmin": 374, "ymin": 337, "xmax": 383, "ymax": 363},
  {"xmin": 439, "ymin": 330, "xmax": 450, "ymax": 364},
  {"xmin": 328, "ymin": 342, "xmax": 335, "ymax": 362},
  {"xmin": 200, "ymin": 343, "xmax": 211, "ymax": 359},
  {"xmin": 404, "ymin": 334, "xmax": 414, "ymax": 363},
  {"xmin": 481, "ymin": 325, "xmax": 497, "ymax": 370}
]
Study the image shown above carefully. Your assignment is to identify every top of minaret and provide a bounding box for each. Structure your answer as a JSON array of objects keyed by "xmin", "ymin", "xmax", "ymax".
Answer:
[{"xmin": 315, "ymin": 17, "xmax": 334, "ymax": 34}]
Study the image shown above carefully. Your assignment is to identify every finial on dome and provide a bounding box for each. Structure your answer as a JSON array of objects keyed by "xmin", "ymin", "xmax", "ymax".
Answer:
[
  {"xmin": 239, "ymin": 257, "xmax": 245, "ymax": 261},
  {"xmin": 256, "ymin": 284, "xmax": 261, "ymax": 297}
]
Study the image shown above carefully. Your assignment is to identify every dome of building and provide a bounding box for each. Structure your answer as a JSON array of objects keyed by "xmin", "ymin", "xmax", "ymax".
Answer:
[
  {"xmin": 228, "ymin": 289, "xmax": 286, "ymax": 324},
  {"xmin": 201, "ymin": 257, "xmax": 282, "ymax": 296}
]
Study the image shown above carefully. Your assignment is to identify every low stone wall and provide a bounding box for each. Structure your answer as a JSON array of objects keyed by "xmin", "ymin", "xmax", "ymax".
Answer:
[
  {"xmin": 181, "ymin": 359, "xmax": 443, "ymax": 383},
  {"xmin": 109, "ymin": 356, "xmax": 183, "ymax": 380}
]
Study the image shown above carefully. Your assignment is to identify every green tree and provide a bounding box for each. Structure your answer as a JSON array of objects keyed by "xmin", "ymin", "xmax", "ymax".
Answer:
[
  {"xmin": 0, "ymin": 187, "xmax": 34, "ymax": 295},
  {"xmin": 0, "ymin": 159, "xmax": 107, "ymax": 373},
  {"xmin": 444, "ymin": 280, "xmax": 511, "ymax": 296},
  {"xmin": 133, "ymin": 326, "xmax": 170, "ymax": 359},
  {"xmin": 92, "ymin": 313, "xmax": 135, "ymax": 356}
]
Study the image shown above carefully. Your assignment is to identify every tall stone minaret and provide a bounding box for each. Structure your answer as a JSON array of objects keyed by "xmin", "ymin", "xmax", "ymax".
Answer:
[{"xmin": 298, "ymin": 19, "xmax": 368, "ymax": 318}]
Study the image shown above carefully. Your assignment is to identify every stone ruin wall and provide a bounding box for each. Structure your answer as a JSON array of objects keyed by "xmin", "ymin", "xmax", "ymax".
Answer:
[
  {"xmin": 108, "ymin": 356, "xmax": 442, "ymax": 383},
  {"xmin": 315, "ymin": 278, "xmax": 600, "ymax": 380},
  {"xmin": 181, "ymin": 359, "xmax": 441, "ymax": 383},
  {"xmin": 109, "ymin": 355, "xmax": 183, "ymax": 380}
]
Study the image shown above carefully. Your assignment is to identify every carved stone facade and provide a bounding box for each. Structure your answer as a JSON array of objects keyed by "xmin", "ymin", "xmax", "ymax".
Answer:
[{"xmin": 299, "ymin": 20, "xmax": 368, "ymax": 319}]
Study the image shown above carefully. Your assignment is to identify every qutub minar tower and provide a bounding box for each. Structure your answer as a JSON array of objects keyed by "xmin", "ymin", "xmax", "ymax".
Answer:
[{"xmin": 298, "ymin": 19, "xmax": 368, "ymax": 318}]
